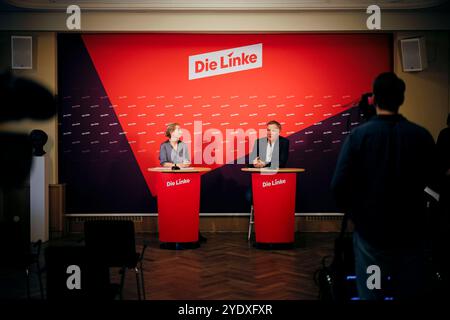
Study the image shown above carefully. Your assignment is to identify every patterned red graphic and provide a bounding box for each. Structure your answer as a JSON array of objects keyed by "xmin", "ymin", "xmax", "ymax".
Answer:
[{"xmin": 81, "ymin": 34, "xmax": 391, "ymax": 195}]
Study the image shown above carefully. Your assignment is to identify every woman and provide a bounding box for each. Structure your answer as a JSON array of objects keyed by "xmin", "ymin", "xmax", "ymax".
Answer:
[
  {"xmin": 158, "ymin": 123, "xmax": 206, "ymax": 243},
  {"xmin": 159, "ymin": 123, "xmax": 191, "ymax": 168}
]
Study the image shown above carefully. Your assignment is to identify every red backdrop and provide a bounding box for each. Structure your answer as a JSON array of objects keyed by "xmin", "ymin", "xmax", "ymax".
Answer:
[{"xmin": 82, "ymin": 33, "xmax": 391, "ymax": 197}]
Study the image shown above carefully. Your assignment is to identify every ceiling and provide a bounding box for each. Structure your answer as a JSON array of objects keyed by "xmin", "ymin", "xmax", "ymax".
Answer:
[{"xmin": 2, "ymin": 0, "xmax": 450, "ymax": 11}]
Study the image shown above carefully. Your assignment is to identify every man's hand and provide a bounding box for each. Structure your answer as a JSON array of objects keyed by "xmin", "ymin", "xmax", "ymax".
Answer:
[{"xmin": 253, "ymin": 157, "xmax": 266, "ymax": 168}]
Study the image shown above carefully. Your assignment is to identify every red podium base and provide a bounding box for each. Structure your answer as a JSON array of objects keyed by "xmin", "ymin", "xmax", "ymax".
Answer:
[
  {"xmin": 150, "ymin": 167, "xmax": 210, "ymax": 250},
  {"xmin": 252, "ymin": 172, "xmax": 296, "ymax": 245},
  {"xmin": 243, "ymin": 168, "xmax": 304, "ymax": 249}
]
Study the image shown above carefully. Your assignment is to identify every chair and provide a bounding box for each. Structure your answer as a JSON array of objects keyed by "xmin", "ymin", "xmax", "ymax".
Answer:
[
  {"xmin": 245, "ymin": 185, "xmax": 255, "ymax": 242},
  {"xmin": 45, "ymin": 245, "xmax": 120, "ymax": 300},
  {"xmin": 0, "ymin": 221, "xmax": 44, "ymax": 299},
  {"xmin": 84, "ymin": 220, "xmax": 147, "ymax": 300},
  {"xmin": 248, "ymin": 205, "xmax": 254, "ymax": 241}
]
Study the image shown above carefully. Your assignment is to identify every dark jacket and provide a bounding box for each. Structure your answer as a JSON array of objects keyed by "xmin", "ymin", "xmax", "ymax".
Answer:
[
  {"xmin": 248, "ymin": 136, "xmax": 290, "ymax": 168},
  {"xmin": 436, "ymin": 126, "xmax": 450, "ymax": 209},
  {"xmin": 331, "ymin": 114, "xmax": 436, "ymax": 249},
  {"xmin": 436, "ymin": 126, "xmax": 450, "ymax": 179}
]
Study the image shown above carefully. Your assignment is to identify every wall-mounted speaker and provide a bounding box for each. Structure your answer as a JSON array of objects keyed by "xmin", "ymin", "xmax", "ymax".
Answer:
[
  {"xmin": 400, "ymin": 37, "xmax": 428, "ymax": 72},
  {"xmin": 11, "ymin": 36, "xmax": 33, "ymax": 70}
]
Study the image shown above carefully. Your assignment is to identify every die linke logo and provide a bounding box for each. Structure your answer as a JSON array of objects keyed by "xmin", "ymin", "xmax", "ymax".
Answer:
[
  {"xmin": 166, "ymin": 178, "xmax": 190, "ymax": 187},
  {"xmin": 262, "ymin": 179, "xmax": 286, "ymax": 188},
  {"xmin": 188, "ymin": 43, "xmax": 263, "ymax": 80}
]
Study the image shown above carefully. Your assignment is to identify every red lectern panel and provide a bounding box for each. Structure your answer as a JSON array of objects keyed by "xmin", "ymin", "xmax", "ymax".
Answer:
[
  {"xmin": 252, "ymin": 173, "xmax": 296, "ymax": 244},
  {"xmin": 156, "ymin": 172, "xmax": 200, "ymax": 243}
]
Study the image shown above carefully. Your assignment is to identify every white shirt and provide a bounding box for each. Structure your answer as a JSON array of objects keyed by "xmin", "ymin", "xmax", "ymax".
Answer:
[{"xmin": 265, "ymin": 141, "xmax": 274, "ymax": 163}]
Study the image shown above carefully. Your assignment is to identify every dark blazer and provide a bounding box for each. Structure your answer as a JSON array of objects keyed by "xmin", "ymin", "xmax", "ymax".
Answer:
[
  {"xmin": 248, "ymin": 136, "xmax": 290, "ymax": 168},
  {"xmin": 331, "ymin": 114, "xmax": 436, "ymax": 249}
]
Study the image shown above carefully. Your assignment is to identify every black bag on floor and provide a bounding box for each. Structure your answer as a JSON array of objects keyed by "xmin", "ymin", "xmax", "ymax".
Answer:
[
  {"xmin": 315, "ymin": 193, "xmax": 448, "ymax": 301},
  {"xmin": 314, "ymin": 215, "xmax": 357, "ymax": 301}
]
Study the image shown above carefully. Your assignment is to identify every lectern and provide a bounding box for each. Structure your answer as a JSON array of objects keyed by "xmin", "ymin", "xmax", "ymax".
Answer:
[
  {"xmin": 148, "ymin": 167, "xmax": 210, "ymax": 249},
  {"xmin": 241, "ymin": 168, "xmax": 305, "ymax": 249}
]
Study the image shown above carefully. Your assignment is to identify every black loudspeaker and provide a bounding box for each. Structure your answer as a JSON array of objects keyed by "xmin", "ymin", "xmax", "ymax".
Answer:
[
  {"xmin": 400, "ymin": 37, "xmax": 428, "ymax": 72},
  {"xmin": 11, "ymin": 36, "xmax": 33, "ymax": 70}
]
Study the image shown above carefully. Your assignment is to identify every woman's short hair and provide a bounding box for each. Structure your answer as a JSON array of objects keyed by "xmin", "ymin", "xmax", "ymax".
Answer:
[{"xmin": 165, "ymin": 123, "xmax": 180, "ymax": 138}]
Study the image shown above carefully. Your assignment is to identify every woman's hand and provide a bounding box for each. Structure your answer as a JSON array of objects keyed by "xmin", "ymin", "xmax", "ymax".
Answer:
[
  {"xmin": 179, "ymin": 162, "xmax": 191, "ymax": 168},
  {"xmin": 162, "ymin": 162, "xmax": 174, "ymax": 167}
]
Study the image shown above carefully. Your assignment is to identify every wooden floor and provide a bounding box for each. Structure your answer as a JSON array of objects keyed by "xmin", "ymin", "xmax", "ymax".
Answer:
[{"xmin": 1, "ymin": 232, "xmax": 337, "ymax": 300}]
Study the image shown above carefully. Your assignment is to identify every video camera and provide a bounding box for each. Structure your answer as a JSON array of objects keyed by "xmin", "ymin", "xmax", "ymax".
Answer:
[{"xmin": 358, "ymin": 92, "xmax": 376, "ymax": 122}]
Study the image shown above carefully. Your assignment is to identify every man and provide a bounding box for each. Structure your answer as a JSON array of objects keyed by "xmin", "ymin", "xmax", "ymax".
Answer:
[
  {"xmin": 435, "ymin": 114, "xmax": 450, "ymax": 277},
  {"xmin": 436, "ymin": 113, "xmax": 450, "ymax": 208},
  {"xmin": 249, "ymin": 120, "xmax": 289, "ymax": 169},
  {"xmin": 245, "ymin": 120, "xmax": 289, "ymax": 206},
  {"xmin": 331, "ymin": 72, "xmax": 436, "ymax": 300}
]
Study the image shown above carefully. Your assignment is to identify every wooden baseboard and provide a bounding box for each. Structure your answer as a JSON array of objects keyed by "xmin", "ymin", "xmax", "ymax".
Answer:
[
  {"xmin": 64, "ymin": 215, "xmax": 345, "ymax": 235},
  {"xmin": 49, "ymin": 183, "xmax": 346, "ymax": 236}
]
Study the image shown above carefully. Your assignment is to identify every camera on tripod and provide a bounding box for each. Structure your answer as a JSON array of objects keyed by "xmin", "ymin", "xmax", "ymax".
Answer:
[{"xmin": 358, "ymin": 92, "xmax": 376, "ymax": 122}]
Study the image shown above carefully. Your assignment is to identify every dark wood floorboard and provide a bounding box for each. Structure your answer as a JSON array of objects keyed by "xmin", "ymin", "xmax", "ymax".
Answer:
[{"xmin": 0, "ymin": 232, "xmax": 337, "ymax": 300}]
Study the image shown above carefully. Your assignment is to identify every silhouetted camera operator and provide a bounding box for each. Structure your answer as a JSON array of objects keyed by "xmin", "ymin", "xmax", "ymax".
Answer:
[
  {"xmin": 332, "ymin": 72, "xmax": 437, "ymax": 300},
  {"xmin": 0, "ymin": 71, "xmax": 56, "ymax": 189}
]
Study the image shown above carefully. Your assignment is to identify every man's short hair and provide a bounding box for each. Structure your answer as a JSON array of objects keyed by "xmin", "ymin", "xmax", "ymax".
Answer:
[
  {"xmin": 373, "ymin": 72, "xmax": 406, "ymax": 112},
  {"xmin": 267, "ymin": 120, "xmax": 282, "ymax": 131},
  {"xmin": 165, "ymin": 122, "xmax": 180, "ymax": 138}
]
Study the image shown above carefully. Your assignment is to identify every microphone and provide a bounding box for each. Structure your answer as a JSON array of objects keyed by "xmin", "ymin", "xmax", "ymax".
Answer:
[{"xmin": 172, "ymin": 141, "xmax": 181, "ymax": 170}]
